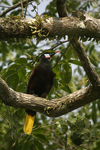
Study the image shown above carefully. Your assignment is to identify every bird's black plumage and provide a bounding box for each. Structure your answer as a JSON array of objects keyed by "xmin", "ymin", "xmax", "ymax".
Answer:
[
  {"xmin": 24, "ymin": 52, "xmax": 59, "ymax": 134},
  {"xmin": 26, "ymin": 55, "xmax": 55, "ymax": 116}
]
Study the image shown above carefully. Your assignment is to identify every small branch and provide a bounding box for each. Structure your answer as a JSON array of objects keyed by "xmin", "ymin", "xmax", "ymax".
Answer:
[
  {"xmin": 0, "ymin": 109, "xmax": 13, "ymax": 140},
  {"xmin": 43, "ymin": 40, "xmax": 69, "ymax": 53},
  {"xmin": 21, "ymin": 0, "xmax": 24, "ymax": 17},
  {"xmin": 6, "ymin": 106, "xmax": 14, "ymax": 141},
  {"xmin": 10, "ymin": 133, "xmax": 25, "ymax": 150},
  {"xmin": 0, "ymin": 0, "xmax": 33, "ymax": 17},
  {"xmin": 0, "ymin": 111, "xmax": 9, "ymax": 124},
  {"xmin": 36, "ymin": 39, "xmax": 69, "ymax": 61},
  {"xmin": 52, "ymin": 42, "xmax": 70, "ymax": 68},
  {"xmin": 0, "ymin": 5, "xmax": 9, "ymax": 8},
  {"xmin": 25, "ymin": 0, "xmax": 29, "ymax": 17}
]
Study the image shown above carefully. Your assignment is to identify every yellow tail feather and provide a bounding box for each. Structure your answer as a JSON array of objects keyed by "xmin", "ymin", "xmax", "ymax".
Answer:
[{"xmin": 23, "ymin": 114, "xmax": 35, "ymax": 135}]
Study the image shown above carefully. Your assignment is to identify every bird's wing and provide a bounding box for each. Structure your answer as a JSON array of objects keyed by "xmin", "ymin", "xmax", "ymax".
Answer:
[{"xmin": 26, "ymin": 67, "xmax": 37, "ymax": 94}]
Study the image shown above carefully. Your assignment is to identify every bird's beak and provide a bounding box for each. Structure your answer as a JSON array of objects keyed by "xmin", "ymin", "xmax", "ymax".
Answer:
[
  {"xmin": 55, "ymin": 50, "xmax": 60, "ymax": 54},
  {"xmin": 49, "ymin": 50, "xmax": 60, "ymax": 58}
]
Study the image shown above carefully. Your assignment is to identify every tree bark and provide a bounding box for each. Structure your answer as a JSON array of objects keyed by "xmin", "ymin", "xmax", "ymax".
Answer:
[
  {"xmin": 0, "ymin": 10, "xmax": 100, "ymax": 40},
  {"xmin": 0, "ymin": 76, "xmax": 100, "ymax": 117},
  {"xmin": 56, "ymin": 0, "xmax": 100, "ymax": 86},
  {"xmin": 1, "ymin": 1, "xmax": 100, "ymax": 118}
]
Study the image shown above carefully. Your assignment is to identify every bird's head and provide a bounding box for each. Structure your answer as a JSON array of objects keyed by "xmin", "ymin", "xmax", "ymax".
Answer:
[
  {"xmin": 39, "ymin": 50, "xmax": 60, "ymax": 64},
  {"xmin": 44, "ymin": 50, "xmax": 60, "ymax": 61}
]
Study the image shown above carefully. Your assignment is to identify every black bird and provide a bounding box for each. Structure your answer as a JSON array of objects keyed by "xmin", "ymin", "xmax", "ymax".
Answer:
[{"xmin": 24, "ymin": 50, "xmax": 60, "ymax": 134}]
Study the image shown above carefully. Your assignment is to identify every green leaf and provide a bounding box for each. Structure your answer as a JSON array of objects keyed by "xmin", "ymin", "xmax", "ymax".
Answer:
[
  {"xmin": 18, "ymin": 68, "xmax": 26, "ymax": 79},
  {"xmin": 81, "ymin": 129, "xmax": 90, "ymax": 140},
  {"xmin": 12, "ymin": 73, "xmax": 19, "ymax": 88},
  {"xmin": 53, "ymin": 78, "xmax": 58, "ymax": 88},
  {"xmin": 16, "ymin": 82, "xmax": 27, "ymax": 92},
  {"xmin": 64, "ymin": 79, "xmax": 77, "ymax": 93},
  {"xmin": 10, "ymin": 9, "xmax": 22, "ymax": 16},
  {"xmin": 33, "ymin": 139, "xmax": 45, "ymax": 150},
  {"xmin": 67, "ymin": 116, "xmax": 76, "ymax": 126},
  {"xmin": 84, "ymin": 118, "xmax": 90, "ymax": 129},
  {"xmin": 63, "ymin": 62, "xmax": 72, "ymax": 83},
  {"xmin": 24, "ymin": 53, "xmax": 32, "ymax": 59},
  {"xmin": 65, "ymin": 47, "xmax": 73, "ymax": 60},
  {"xmin": 56, "ymin": 121, "xmax": 63, "ymax": 133},
  {"xmin": 8, "ymin": 64, "xmax": 21, "ymax": 70},
  {"xmin": 3, "ymin": 69, "xmax": 15, "ymax": 79},
  {"xmin": 60, "ymin": 61, "xmax": 72, "ymax": 84},
  {"xmin": 33, "ymin": 127, "xmax": 45, "ymax": 134},
  {"xmin": 33, "ymin": 134, "xmax": 49, "ymax": 144},
  {"xmin": 18, "ymin": 134, "xmax": 29, "ymax": 145},
  {"xmin": 26, "ymin": 62, "xmax": 33, "ymax": 71},
  {"xmin": 97, "ymin": 99, "xmax": 100, "ymax": 110},
  {"xmin": 13, "ymin": 0, "xmax": 20, "ymax": 5},
  {"xmin": 89, "ymin": 52, "xmax": 99, "ymax": 67},
  {"xmin": 15, "ymin": 58, "xmax": 27, "ymax": 64},
  {"xmin": 6, "ymin": 73, "xmax": 19, "ymax": 88},
  {"xmin": 68, "ymin": 59, "xmax": 82, "ymax": 66},
  {"xmin": 92, "ymin": 103, "xmax": 97, "ymax": 124},
  {"xmin": 22, "ymin": 141, "xmax": 31, "ymax": 150},
  {"xmin": 52, "ymin": 65, "xmax": 60, "ymax": 78}
]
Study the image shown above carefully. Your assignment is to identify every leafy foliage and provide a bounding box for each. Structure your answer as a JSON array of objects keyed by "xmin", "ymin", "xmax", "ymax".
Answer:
[{"xmin": 0, "ymin": 0, "xmax": 100, "ymax": 150}]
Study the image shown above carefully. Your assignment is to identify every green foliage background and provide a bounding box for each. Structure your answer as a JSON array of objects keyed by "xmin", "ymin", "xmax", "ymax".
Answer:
[{"xmin": 0, "ymin": 0, "xmax": 100, "ymax": 149}]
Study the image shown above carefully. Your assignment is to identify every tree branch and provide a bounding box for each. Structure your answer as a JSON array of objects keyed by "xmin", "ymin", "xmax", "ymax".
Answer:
[
  {"xmin": 0, "ymin": 1, "xmax": 100, "ymax": 119},
  {"xmin": 71, "ymin": 39, "xmax": 100, "ymax": 86},
  {"xmin": 56, "ymin": 0, "xmax": 100, "ymax": 86},
  {"xmin": 0, "ymin": 0, "xmax": 33, "ymax": 17},
  {"xmin": 0, "ymin": 11, "xmax": 100, "ymax": 40},
  {"xmin": 56, "ymin": 0, "xmax": 68, "ymax": 17},
  {"xmin": 0, "ymin": 77, "xmax": 100, "ymax": 117},
  {"xmin": 52, "ymin": 42, "xmax": 71, "ymax": 68}
]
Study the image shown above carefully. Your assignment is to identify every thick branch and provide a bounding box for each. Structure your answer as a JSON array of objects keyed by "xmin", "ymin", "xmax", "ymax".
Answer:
[
  {"xmin": 71, "ymin": 39, "xmax": 100, "ymax": 86},
  {"xmin": 56, "ymin": 0, "xmax": 100, "ymax": 87},
  {"xmin": 56, "ymin": 0, "xmax": 68, "ymax": 17},
  {"xmin": 1, "ymin": 77, "xmax": 100, "ymax": 117},
  {"xmin": 0, "ymin": 11, "xmax": 100, "ymax": 40}
]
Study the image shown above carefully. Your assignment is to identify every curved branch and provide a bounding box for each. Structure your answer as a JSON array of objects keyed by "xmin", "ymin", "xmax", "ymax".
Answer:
[
  {"xmin": 0, "ymin": 77, "xmax": 100, "ymax": 117},
  {"xmin": 71, "ymin": 39, "xmax": 100, "ymax": 86},
  {"xmin": 56, "ymin": 0, "xmax": 100, "ymax": 86}
]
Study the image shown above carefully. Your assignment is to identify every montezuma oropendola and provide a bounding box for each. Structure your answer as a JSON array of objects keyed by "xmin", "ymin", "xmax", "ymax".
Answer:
[{"xmin": 24, "ymin": 50, "xmax": 60, "ymax": 134}]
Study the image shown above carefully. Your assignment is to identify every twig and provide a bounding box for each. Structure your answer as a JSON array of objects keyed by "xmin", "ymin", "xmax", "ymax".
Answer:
[
  {"xmin": 25, "ymin": 0, "xmax": 29, "ymax": 17},
  {"xmin": 0, "ymin": 5, "xmax": 9, "ymax": 8},
  {"xmin": 6, "ymin": 106, "xmax": 14, "ymax": 141},
  {"xmin": 10, "ymin": 133, "xmax": 25, "ymax": 150},
  {"xmin": 35, "ymin": 40, "xmax": 69, "ymax": 62},
  {"xmin": 27, "ymin": 10, "xmax": 34, "ymax": 18},
  {"xmin": 52, "ymin": 42, "xmax": 71, "ymax": 68},
  {"xmin": 43, "ymin": 40, "xmax": 69, "ymax": 53},
  {"xmin": 0, "ymin": 0, "xmax": 34, "ymax": 17},
  {"xmin": 51, "ymin": 139, "xmax": 64, "ymax": 148},
  {"xmin": 21, "ymin": 0, "xmax": 24, "ymax": 17},
  {"xmin": 0, "ymin": 111, "xmax": 9, "ymax": 124},
  {"xmin": 0, "ymin": 109, "xmax": 13, "ymax": 141}
]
